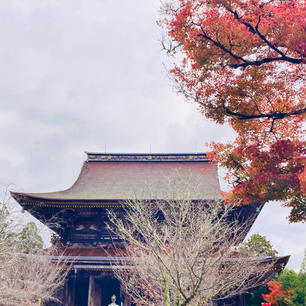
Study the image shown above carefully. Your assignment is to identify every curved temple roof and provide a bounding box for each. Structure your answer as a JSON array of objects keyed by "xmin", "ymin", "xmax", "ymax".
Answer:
[{"xmin": 11, "ymin": 153, "xmax": 222, "ymax": 205}]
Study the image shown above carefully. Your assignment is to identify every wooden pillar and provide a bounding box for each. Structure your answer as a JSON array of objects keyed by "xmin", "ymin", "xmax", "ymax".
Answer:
[
  {"xmin": 88, "ymin": 274, "xmax": 95, "ymax": 306},
  {"xmin": 72, "ymin": 272, "xmax": 77, "ymax": 306},
  {"xmin": 65, "ymin": 277, "xmax": 74, "ymax": 306},
  {"xmin": 63, "ymin": 279, "xmax": 69, "ymax": 306},
  {"xmin": 94, "ymin": 280, "xmax": 102, "ymax": 306},
  {"xmin": 120, "ymin": 282, "xmax": 127, "ymax": 306}
]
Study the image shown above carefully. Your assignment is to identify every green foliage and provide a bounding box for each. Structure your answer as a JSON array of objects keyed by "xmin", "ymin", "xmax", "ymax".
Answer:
[
  {"xmin": 245, "ymin": 284, "xmax": 269, "ymax": 306},
  {"xmin": 255, "ymin": 265, "xmax": 306, "ymax": 306},
  {"xmin": 1, "ymin": 204, "xmax": 43, "ymax": 253},
  {"xmin": 16, "ymin": 221, "xmax": 43, "ymax": 253},
  {"xmin": 278, "ymin": 269, "xmax": 306, "ymax": 306},
  {"xmin": 0, "ymin": 205, "xmax": 17, "ymax": 251},
  {"xmin": 300, "ymin": 249, "xmax": 306, "ymax": 274},
  {"xmin": 239, "ymin": 234, "xmax": 278, "ymax": 257}
]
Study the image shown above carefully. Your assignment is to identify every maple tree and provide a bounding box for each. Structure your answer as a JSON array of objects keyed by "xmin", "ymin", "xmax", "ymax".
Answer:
[
  {"xmin": 262, "ymin": 281, "xmax": 286, "ymax": 306},
  {"xmin": 160, "ymin": 0, "xmax": 306, "ymax": 222}
]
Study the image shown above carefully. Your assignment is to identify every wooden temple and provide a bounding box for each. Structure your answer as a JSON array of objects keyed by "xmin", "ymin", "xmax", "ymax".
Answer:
[{"xmin": 11, "ymin": 153, "xmax": 289, "ymax": 306}]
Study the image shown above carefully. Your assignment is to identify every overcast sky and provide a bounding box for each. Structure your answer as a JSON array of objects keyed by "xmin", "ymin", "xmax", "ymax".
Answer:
[{"xmin": 0, "ymin": 0, "xmax": 305, "ymax": 271}]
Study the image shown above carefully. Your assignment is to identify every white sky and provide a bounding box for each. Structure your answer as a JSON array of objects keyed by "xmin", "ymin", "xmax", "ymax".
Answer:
[{"xmin": 0, "ymin": 0, "xmax": 305, "ymax": 271}]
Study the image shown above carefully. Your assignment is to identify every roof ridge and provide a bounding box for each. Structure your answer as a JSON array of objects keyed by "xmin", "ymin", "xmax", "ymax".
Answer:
[{"xmin": 85, "ymin": 152, "xmax": 210, "ymax": 162}]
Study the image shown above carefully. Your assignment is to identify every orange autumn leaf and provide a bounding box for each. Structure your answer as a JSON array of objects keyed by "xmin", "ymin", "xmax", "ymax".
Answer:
[
  {"xmin": 262, "ymin": 281, "xmax": 286, "ymax": 306},
  {"xmin": 160, "ymin": 0, "xmax": 306, "ymax": 222},
  {"xmin": 298, "ymin": 167, "xmax": 306, "ymax": 194}
]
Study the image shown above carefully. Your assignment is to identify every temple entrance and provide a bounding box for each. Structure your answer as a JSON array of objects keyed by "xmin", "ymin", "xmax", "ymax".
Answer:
[
  {"xmin": 99, "ymin": 278, "xmax": 121, "ymax": 306},
  {"xmin": 74, "ymin": 272, "xmax": 89, "ymax": 306}
]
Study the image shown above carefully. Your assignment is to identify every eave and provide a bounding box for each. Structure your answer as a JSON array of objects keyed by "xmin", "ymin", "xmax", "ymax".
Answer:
[
  {"xmin": 53, "ymin": 255, "xmax": 290, "ymax": 274},
  {"xmin": 11, "ymin": 192, "xmax": 125, "ymax": 208}
]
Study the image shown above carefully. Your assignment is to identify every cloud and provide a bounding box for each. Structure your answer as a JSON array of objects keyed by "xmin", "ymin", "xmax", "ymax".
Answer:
[{"xmin": 0, "ymin": 0, "xmax": 304, "ymax": 270}]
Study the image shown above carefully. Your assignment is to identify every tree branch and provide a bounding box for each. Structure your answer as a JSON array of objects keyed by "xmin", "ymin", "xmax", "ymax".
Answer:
[
  {"xmin": 222, "ymin": 105, "xmax": 306, "ymax": 120},
  {"xmin": 197, "ymin": 31, "xmax": 247, "ymax": 64},
  {"xmin": 205, "ymin": 6, "xmax": 304, "ymax": 69},
  {"xmin": 229, "ymin": 56, "xmax": 302, "ymax": 69}
]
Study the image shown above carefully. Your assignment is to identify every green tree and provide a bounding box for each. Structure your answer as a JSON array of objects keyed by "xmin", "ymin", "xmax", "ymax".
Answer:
[
  {"xmin": 1, "ymin": 204, "xmax": 44, "ymax": 253},
  {"xmin": 245, "ymin": 285, "xmax": 269, "ymax": 306},
  {"xmin": 283, "ymin": 251, "xmax": 306, "ymax": 306},
  {"xmin": 239, "ymin": 234, "xmax": 278, "ymax": 257},
  {"xmin": 278, "ymin": 269, "xmax": 306, "ymax": 306},
  {"xmin": 16, "ymin": 221, "xmax": 43, "ymax": 253},
  {"xmin": 243, "ymin": 234, "xmax": 278, "ymax": 306},
  {"xmin": 260, "ymin": 268, "xmax": 306, "ymax": 306}
]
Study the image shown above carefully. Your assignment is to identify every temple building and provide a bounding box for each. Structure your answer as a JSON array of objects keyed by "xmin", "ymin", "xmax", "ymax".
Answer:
[{"xmin": 11, "ymin": 153, "xmax": 289, "ymax": 306}]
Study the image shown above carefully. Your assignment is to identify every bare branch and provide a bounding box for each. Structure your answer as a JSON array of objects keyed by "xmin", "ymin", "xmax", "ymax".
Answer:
[
  {"xmin": 0, "ymin": 198, "xmax": 68, "ymax": 306},
  {"xmin": 107, "ymin": 176, "xmax": 277, "ymax": 306}
]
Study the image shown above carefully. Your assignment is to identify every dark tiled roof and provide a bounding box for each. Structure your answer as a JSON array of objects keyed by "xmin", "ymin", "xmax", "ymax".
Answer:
[{"xmin": 12, "ymin": 153, "xmax": 221, "ymax": 202}]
